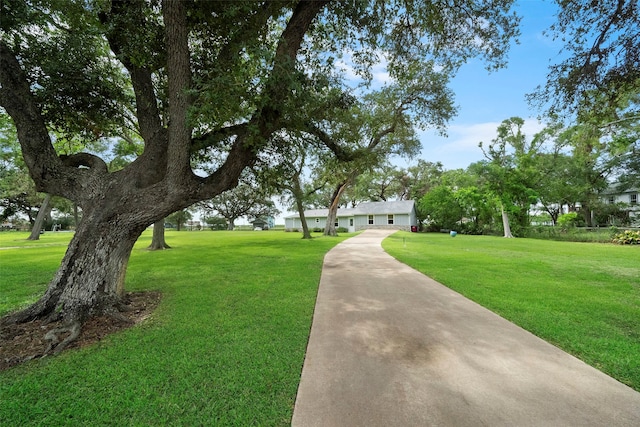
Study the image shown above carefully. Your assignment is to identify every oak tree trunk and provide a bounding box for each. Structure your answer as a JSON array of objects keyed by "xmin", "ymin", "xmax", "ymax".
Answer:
[
  {"xmin": 0, "ymin": 0, "xmax": 327, "ymax": 353},
  {"xmin": 148, "ymin": 219, "xmax": 171, "ymax": 250},
  {"xmin": 5, "ymin": 202, "xmax": 151, "ymax": 352},
  {"xmin": 292, "ymin": 176, "xmax": 312, "ymax": 239},
  {"xmin": 324, "ymin": 182, "xmax": 348, "ymax": 236}
]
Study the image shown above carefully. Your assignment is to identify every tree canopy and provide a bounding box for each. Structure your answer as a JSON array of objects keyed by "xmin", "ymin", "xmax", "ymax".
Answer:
[{"xmin": 532, "ymin": 0, "xmax": 640, "ymax": 119}]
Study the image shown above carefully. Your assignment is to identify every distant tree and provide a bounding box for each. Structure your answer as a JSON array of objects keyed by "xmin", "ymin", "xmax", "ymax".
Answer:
[
  {"xmin": 26, "ymin": 194, "xmax": 52, "ymax": 240},
  {"xmin": 204, "ymin": 178, "xmax": 278, "ymax": 231},
  {"xmin": 348, "ymin": 163, "xmax": 406, "ymax": 204},
  {"xmin": 405, "ymin": 160, "xmax": 445, "ymax": 201},
  {"xmin": 257, "ymin": 130, "xmax": 322, "ymax": 239},
  {"xmin": 479, "ymin": 117, "xmax": 540, "ymax": 237},
  {"xmin": 315, "ymin": 74, "xmax": 448, "ymax": 236},
  {"xmin": 419, "ymin": 185, "xmax": 463, "ymax": 231},
  {"xmin": 418, "ymin": 167, "xmax": 497, "ymax": 234},
  {"xmin": 0, "ymin": 112, "xmax": 42, "ymax": 226},
  {"xmin": 556, "ymin": 123, "xmax": 610, "ymax": 226},
  {"xmin": 167, "ymin": 209, "xmax": 192, "ymax": 232},
  {"xmin": 204, "ymin": 216, "xmax": 227, "ymax": 231}
]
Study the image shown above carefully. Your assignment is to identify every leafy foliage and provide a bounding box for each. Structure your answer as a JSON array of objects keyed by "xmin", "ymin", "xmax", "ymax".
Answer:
[
  {"xmin": 202, "ymin": 172, "xmax": 278, "ymax": 231},
  {"xmin": 556, "ymin": 212, "xmax": 580, "ymax": 231},
  {"xmin": 532, "ymin": 0, "xmax": 640, "ymax": 118},
  {"xmin": 611, "ymin": 230, "xmax": 640, "ymax": 245}
]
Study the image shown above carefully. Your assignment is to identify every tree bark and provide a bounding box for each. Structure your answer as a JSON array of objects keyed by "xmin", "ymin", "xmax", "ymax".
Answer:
[
  {"xmin": 27, "ymin": 194, "xmax": 52, "ymax": 240},
  {"xmin": 324, "ymin": 182, "xmax": 348, "ymax": 236},
  {"xmin": 501, "ymin": 204, "xmax": 515, "ymax": 238},
  {"xmin": 4, "ymin": 206, "xmax": 148, "ymax": 352},
  {"xmin": 148, "ymin": 219, "xmax": 170, "ymax": 250},
  {"xmin": 292, "ymin": 177, "xmax": 312, "ymax": 239}
]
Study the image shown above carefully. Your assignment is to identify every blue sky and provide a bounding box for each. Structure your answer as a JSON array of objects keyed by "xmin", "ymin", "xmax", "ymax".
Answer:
[{"xmin": 413, "ymin": 0, "xmax": 565, "ymax": 170}]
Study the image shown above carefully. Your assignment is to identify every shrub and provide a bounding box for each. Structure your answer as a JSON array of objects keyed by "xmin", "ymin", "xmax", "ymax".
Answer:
[
  {"xmin": 312, "ymin": 227, "xmax": 324, "ymax": 233},
  {"xmin": 557, "ymin": 212, "xmax": 579, "ymax": 232},
  {"xmin": 336, "ymin": 227, "xmax": 348, "ymax": 233},
  {"xmin": 611, "ymin": 230, "xmax": 640, "ymax": 245}
]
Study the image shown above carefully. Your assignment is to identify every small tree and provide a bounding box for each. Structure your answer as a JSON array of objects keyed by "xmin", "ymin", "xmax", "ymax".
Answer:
[
  {"xmin": 557, "ymin": 212, "xmax": 580, "ymax": 232},
  {"xmin": 419, "ymin": 185, "xmax": 463, "ymax": 231},
  {"xmin": 479, "ymin": 118, "xmax": 542, "ymax": 237}
]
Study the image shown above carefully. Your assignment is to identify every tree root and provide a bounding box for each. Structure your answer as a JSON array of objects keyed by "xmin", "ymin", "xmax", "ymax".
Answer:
[
  {"xmin": 1, "ymin": 291, "xmax": 162, "ymax": 371},
  {"xmin": 39, "ymin": 298, "xmax": 137, "ymax": 355},
  {"xmin": 42, "ymin": 310, "xmax": 62, "ymax": 326},
  {"xmin": 43, "ymin": 321, "xmax": 82, "ymax": 355},
  {"xmin": 105, "ymin": 308, "xmax": 134, "ymax": 324}
]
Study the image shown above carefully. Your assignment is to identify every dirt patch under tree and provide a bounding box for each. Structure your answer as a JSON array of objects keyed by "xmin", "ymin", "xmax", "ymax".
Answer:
[{"xmin": 0, "ymin": 291, "xmax": 161, "ymax": 372}]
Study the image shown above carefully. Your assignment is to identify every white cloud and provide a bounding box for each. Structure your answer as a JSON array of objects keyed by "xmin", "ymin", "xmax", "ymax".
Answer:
[{"xmin": 335, "ymin": 50, "xmax": 394, "ymax": 90}]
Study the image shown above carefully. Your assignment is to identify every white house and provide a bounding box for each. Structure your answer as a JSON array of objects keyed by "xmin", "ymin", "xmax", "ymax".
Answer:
[
  {"xmin": 601, "ymin": 185, "xmax": 639, "ymax": 224},
  {"xmin": 284, "ymin": 200, "xmax": 418, "ymax": 232}
]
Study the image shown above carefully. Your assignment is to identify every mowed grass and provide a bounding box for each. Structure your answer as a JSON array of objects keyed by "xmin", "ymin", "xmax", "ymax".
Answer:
[
  {"xmin": 0, "ymin": 232, "xmax": 77, "ymax": 314},
  {"xmin": 0, "ymin": 230, "xmax": 349, "ymax": 426},
  {"xmin": 383, "ymin": 232, "xmax": 640, "ymax": 391}
]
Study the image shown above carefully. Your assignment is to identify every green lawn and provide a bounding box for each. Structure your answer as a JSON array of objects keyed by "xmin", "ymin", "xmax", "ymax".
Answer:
[
  {"xmin": 383, "ymin": 231, "xmax": 640, "ymax": 391},
  {"xmin": 2, "ymin": 229, "xmax": 639, "ymax": 425},
  {"xmin": 0, "ymin": 230, "xmax": 349, "ymax": 426}
]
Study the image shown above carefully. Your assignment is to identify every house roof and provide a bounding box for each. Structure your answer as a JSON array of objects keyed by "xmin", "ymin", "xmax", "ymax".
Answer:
[
  {"xmin": 601, "ymin": 184, "xmax": 639, "ymax": 195},
  {"xmin": 285, "ymin": 200, "xmax": 415, "ymax": 219}
]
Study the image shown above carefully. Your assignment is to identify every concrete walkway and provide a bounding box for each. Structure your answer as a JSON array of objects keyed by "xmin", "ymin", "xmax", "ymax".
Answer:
[{"xmin": 291, "ymin": 230, "xmax": 640, "ymax": 426}]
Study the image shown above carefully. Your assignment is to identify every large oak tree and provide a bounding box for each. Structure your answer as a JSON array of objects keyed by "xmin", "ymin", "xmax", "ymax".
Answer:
[{"xmin": 0, "ymin": 0, "xmax": 519, "ymax": 351}]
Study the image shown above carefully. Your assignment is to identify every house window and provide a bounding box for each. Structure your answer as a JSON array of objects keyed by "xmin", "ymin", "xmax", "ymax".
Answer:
[
  {"xmin": 315, "ymin": 218, "xmax": 320, "ymax": 223},
  {"xmin": 631, "ymin": 193, "xmax": 638, "ymax": 205},
  {"xmin": 335, "ymin": 221, "xmax": 339, "ymax": 227},
  {"xmin": 608, "ymin": 196, "xmax": 615, "ymax": 204},
  {"xmin": 387, "ymin": 214, "xmax": 394, "ymax": 225},
  {"xmin": 368, "ymin": 215, "xmax": 374, "ymax": 225}
]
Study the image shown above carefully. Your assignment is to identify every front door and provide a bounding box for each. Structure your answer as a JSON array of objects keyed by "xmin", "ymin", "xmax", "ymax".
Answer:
[{"xmin": 348, "ymin": 217, "xmax": 355, "ymax": 232}]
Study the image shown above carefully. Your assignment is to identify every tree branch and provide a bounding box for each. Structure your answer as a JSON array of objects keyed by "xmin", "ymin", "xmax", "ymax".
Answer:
[
  {"xmin": 198, "ymin": 0, "xmax": 330, "ymax": 199},
  {"xmin": 0, "ymin": 42, "xmax": 79, "ymax": 196},
  {"xmin": 583, "ymin": 0, "xmax": 625, "ymax": 71},
  {"xmin": 304, "ymin": 122, "xmax": 356, "ymax": 161},
  {"xmin": 163, "ymin": 0, "xmax": 193, "ymax": 182},
  {"xmin": 190, "ymin": 123, "xmax": 249, "ymax": 153},
  {"xmin": 99, "ymin": 0, "xmax": 165, "ymax": 149}
]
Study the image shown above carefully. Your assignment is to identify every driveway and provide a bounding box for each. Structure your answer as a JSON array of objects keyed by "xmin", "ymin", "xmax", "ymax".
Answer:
[{"xmin": 292, "ymin": 229, "xmax": 640, "ymax": 426}]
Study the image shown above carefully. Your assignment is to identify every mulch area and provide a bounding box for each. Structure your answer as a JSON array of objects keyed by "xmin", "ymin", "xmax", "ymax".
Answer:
[{"xmin": 0, "ymin": 291, "xmax": 162, "ymax": 372}]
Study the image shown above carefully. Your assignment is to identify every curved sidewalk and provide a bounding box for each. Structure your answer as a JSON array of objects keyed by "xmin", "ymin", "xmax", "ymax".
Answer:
[{"xmin": 292, "ymin": 229, "xmax": 640, "ymax": 426}]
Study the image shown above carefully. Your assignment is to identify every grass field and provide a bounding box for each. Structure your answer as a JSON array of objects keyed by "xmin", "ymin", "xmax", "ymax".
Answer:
[
  {"xmin": 0, "ymin": 230, "xmax": 349, "ymax": 426},
  {"xmin": 383, "ymin": 231, "xmax": 640, "ymax": 391},
  {"xmin": 2, "ymin": 229, "xmax": 639, "ymax": 425}
]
